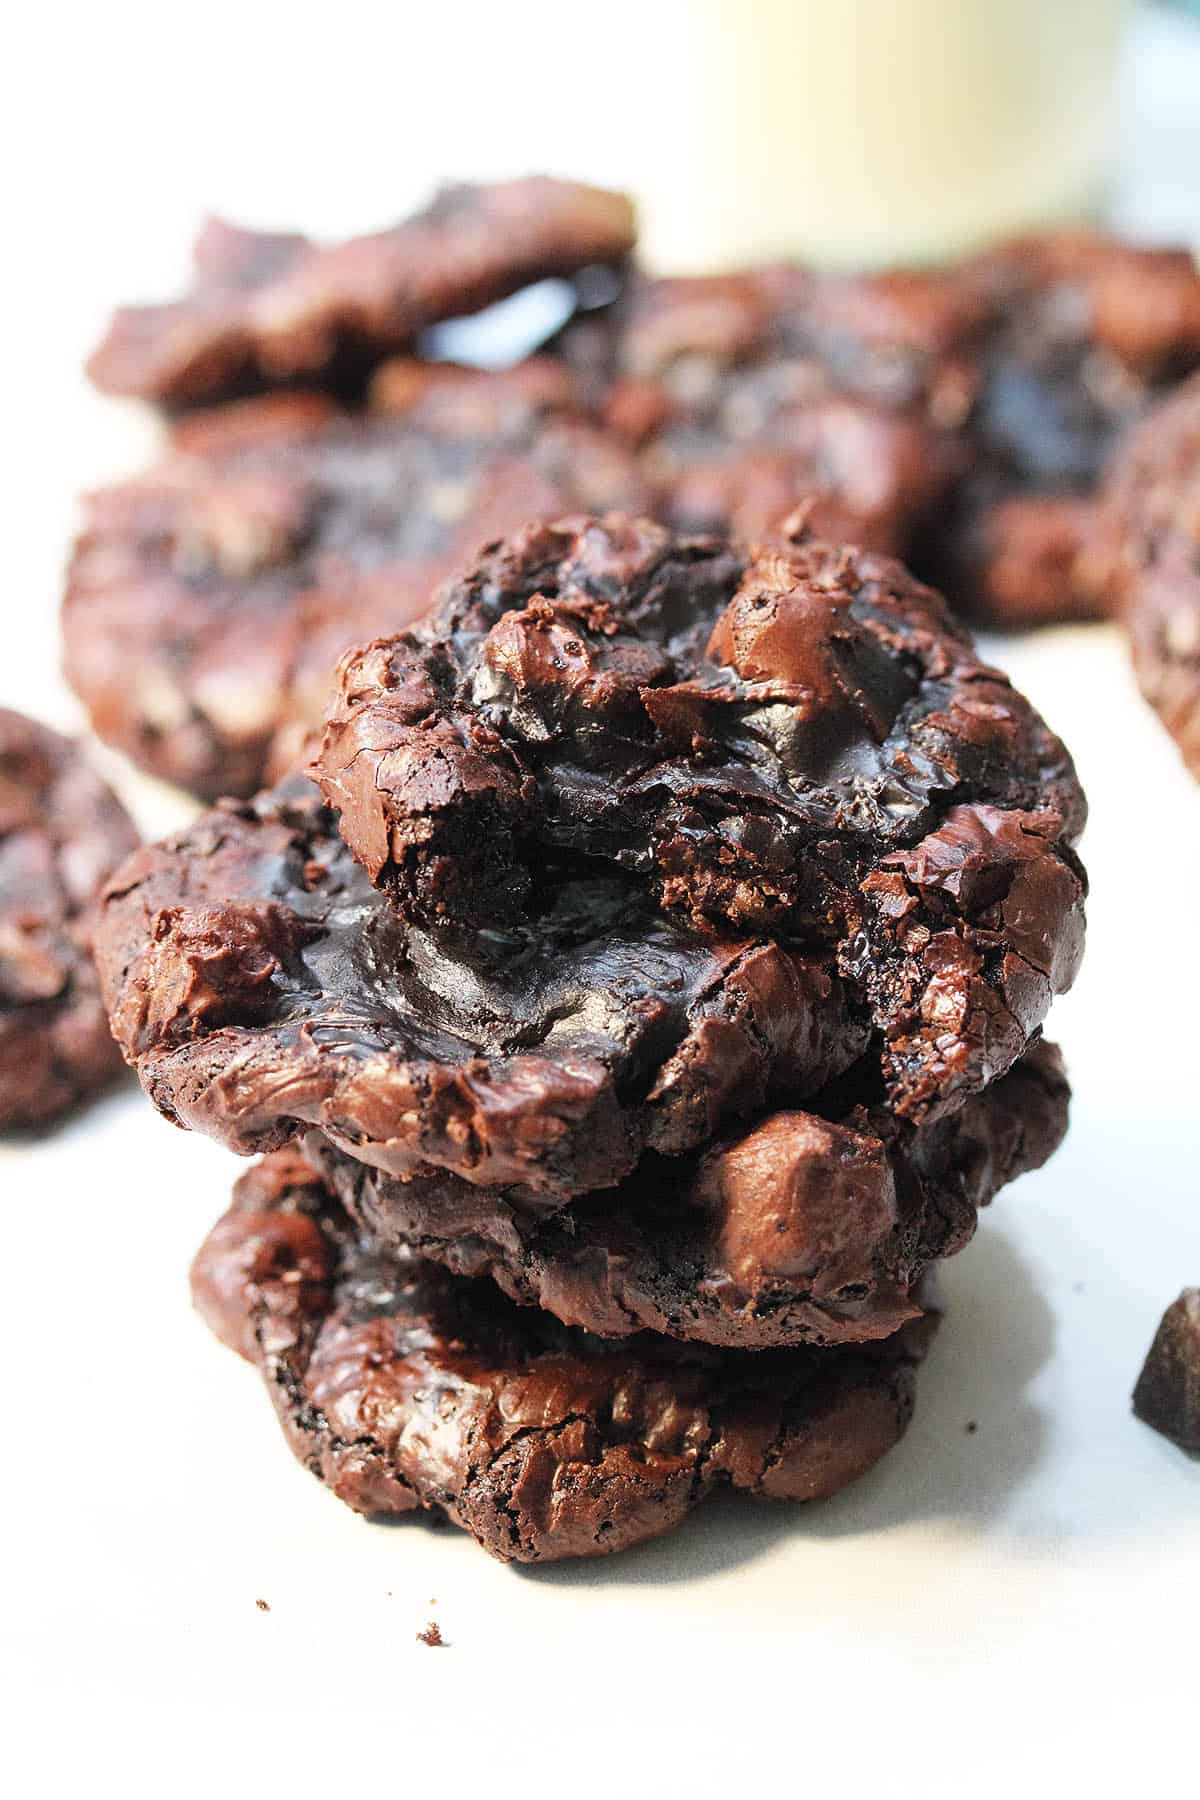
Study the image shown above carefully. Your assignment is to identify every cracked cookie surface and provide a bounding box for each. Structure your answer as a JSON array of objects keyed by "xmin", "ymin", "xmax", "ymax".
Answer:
[
  {"xmin": 316, "ymin": 517, "xmax": 1086, "ymax": 1120},
  {"xmin": 96, "ymin": 778, "xmax": 868, "ymax": 1195},
  {"xmin": 87, "ymin": 178, "xmax": 637, "ymax": 407},
  {"xmin": 0, "ymin": 709, "xmax": 138, "ymax": 1128},
  {"xmin": 64, "ymin": 365, "xmax": 647, "ymax": 798},
  {"xmin": 192, "ymin": 1148, "xmax": 937, "ymax": 1562}
]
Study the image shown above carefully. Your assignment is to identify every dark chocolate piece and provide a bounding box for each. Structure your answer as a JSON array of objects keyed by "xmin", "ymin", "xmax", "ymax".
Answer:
[
  {"xmin": 96, "ymin": 779, "xmax": 867, "ymax": 1196},
  {"xmin": 87, "ymin": 179, "xmax": 637, "ymax": 407},
  {"xmin": 316, "ymin": 517, "xmax": 1086, "ymax": 1120},
  {"xmin": 307, "ymin": 1040, "xmax": 1068, "ymax": 1349},
  {"xmin": 0, "ymin": 709, "xmax": 138, "ymax": 1128},
  {"xmin": 191, "ymin": 1148, "xmax": 937, "ymax": 1562},
  {"xmin": 1132, "ymin": 1290, "xmax": 1200, "ymax": 1452},
  {"xmin": 64, "ymin": 365, "xmax": 648, "ymax": 798}
]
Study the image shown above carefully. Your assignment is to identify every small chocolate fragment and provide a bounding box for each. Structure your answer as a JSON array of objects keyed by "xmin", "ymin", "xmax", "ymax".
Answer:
[{"xmin": 1133, "ymin": 1290, "xmax": 1200, "ymax": 1452}]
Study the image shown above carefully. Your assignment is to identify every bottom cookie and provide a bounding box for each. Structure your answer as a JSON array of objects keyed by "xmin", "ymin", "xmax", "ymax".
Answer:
[{"xmin": 192, "ymin": 1150, "xmax": 938, "ymax": 1564}]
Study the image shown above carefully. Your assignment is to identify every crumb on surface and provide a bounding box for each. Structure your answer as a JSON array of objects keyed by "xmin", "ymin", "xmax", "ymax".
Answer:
[
  {"xmin": 417, "ymin": 1620, "xmax": 444, "ymax": 1648},
  {"xmin": 255, "ymin": 1598, "xmax": 270, "ymax": 1612},
  {"xmin": 965, "ymin": 1421, "xmax": 978, "ymax": 1434}
]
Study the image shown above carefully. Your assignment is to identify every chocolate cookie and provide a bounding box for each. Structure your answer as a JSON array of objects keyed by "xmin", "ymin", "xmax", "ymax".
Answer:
[
  {"xmin": 64, "ymin": 364, "xmax": 648, "ymax": 798},
  {"xmin": 938, "ymin": 230, "xmax": 1200, "ymax": 626},
  {"xmin": 1096, "ymin": 373, "xmax": 1200, "ymax": 777},
  {"xmin": 96, "ymin": 778, "xmax": 868, "ymax": 1196},
  {"xmin": 192, "ymin": 1148, "xmax": 937, "ymax": 1562},
  {"xmin": 316, "ymin": 516, "xmax": 1086, "ymax": 1120},
  {"xmin": 0, "ymin": 709, "xmax": 138, "ymax": 1129},
  {"xmin": 566, "ymin": 265, "xmax": 981, "ymax": 556},
  {"xmin": 306, "ymin": 1040, "xmax": 1068, "ymax": 1350},
  {"xmin": 86, "ymin": 178, "xmax": 637, "ymax": 407}
]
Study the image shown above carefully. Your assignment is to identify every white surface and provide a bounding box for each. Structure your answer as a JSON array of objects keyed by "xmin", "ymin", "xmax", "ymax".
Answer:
[{"xmin": 3, "ymin": 6, "xmax": 1200, "ymax": 1796}]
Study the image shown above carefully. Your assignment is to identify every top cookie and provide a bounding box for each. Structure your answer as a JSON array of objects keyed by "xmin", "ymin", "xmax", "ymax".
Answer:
[
  {"xmin": 86, "ymin": 178, "xmax": 636, "ymax": 407},
  {"xmin": 317, "ymin": 513, "xmax": 1085, "ymax": 928},
  {"xmin": 1, "ymin": 709, "xmax": 138, "ymax": 1128},
  {"xmin": 315, "ymin": 518, "xmax": 1086, "ymax": 1125}
]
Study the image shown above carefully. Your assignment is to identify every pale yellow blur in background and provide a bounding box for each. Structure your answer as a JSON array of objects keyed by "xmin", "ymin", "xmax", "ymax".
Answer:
[{"xmin": 647, "ymin": 0, "xmax": 1130, "ymax": 268}]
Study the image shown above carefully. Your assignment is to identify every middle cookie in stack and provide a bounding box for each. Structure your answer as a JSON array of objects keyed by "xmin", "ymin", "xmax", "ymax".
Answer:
[{"xmin": 96, "ymin": 514, "xmax": 1086, "ymax": 1562}]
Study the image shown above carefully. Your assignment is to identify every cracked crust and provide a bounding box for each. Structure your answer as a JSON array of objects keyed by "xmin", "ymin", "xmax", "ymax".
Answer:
[
  {"xmin": 192, "ymin": 1148, "xmax": 938, "ymax": 1562},
  {"xmin": 0, "ymin": 709, "xmax": 138, "ymax": 1128},
  {"xmin": 931, "ymin": 229, "xmax": 1200, "ymax": 626},
  {"xmin": 86, "ymin": 178, "xmax": 637, "ymax": 407},
  {"xmin": 64, "ymin": 366, "xmax": 648, "ymax": 799},
  {"xmin": 316, "ymin": 517, "xmax": 1085, "ymax": 1121},
  {"xmin": 95, "ymin": 778, "xmax": 869, "ymax": 1195},
  {"xmin": 306, "ymin": 1040, "xmax": 1068, "ymax": 1350},
  {"xmin": 1097, "ymin": 373, "xmax": 1200, "ymax": 778}
]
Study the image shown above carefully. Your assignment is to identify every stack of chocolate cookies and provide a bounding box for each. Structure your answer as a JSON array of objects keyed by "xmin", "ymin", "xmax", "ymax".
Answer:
[{"xmin": 96, "ymin": 512, "xmax": 1086, "ymax": 1562}]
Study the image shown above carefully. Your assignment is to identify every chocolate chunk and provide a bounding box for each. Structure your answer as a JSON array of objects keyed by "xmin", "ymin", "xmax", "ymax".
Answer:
[
  {"xmin": 0, "ymin": 709, "xmax": 138, "ymax": 1129},
  {"xmin": 933, "ymin": 230, "xmax": 1200, "ymax": 626},
  {"xmin": 306, "ymin": 1040, "xmax": 1068, "ymax": 1349},
  {"xmin": 1133, "ymin": 1290, "xmax": 1200, "ymax": 1452},
  {"xmin": 1097, "ymin": 372, "xmax": 1200, "ymax": 778},
  {"xmin": 191, "ymin": 1149, "xmax": 938, "ymax": 1563},
  {"xmin": 64, "ymin": 366, "xmax": 648, "ymax": 799},
  {"xmin": 87, "ymin": 178, "xmax": 637, "ymax": 407},
  {"xmin": 95, "ymin": 779, "xmax": 868, "ymax": 1196},
  {"xmin": 316, "ymin": 516, "xmax": 1086, "ymax": 1120}
]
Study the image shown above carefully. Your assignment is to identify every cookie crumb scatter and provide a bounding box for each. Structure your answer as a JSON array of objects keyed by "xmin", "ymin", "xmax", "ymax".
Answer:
[
  {"xmin": 255, "ymin": 1598, "xmax": 270, "ymax": 1613},
  {"xmin": 417, "ymin": 1621, "xmax": 444, "ymax": 1647}
]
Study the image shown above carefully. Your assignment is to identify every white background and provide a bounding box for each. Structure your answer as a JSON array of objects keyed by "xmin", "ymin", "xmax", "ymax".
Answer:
[{"xmin": 2, "ymin": 6, "xmax": 1198, "ymax": 1795}]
